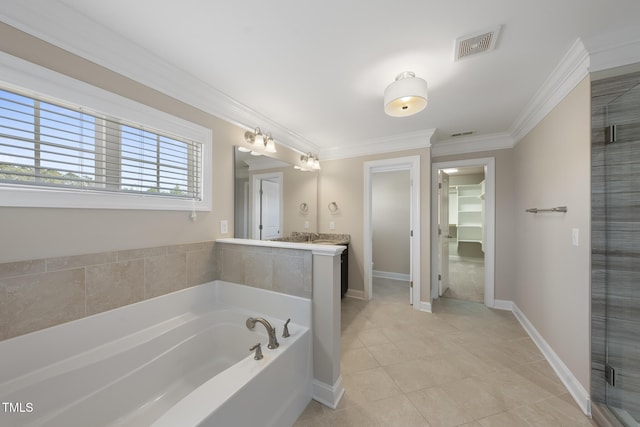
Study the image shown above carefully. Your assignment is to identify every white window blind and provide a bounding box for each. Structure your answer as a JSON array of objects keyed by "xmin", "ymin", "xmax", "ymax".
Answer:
[{"xmin": 0, "ymin": 87, "xmax": 202, "ymax": 200}]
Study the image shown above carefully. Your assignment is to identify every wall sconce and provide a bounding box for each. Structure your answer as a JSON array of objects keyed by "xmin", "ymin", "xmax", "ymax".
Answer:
[
  {"xmin": 241, "ymin": 127, "xmax": 277, "ymax": 154},
  {"xmin": 294, "ymin": 153, "xmax": 321, "ymax": 171}
]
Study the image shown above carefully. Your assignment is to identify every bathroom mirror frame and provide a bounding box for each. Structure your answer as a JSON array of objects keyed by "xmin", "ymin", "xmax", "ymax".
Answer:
[{"xmin": 233, "ymin": 146, "xmax": 319, "ymax": 239}]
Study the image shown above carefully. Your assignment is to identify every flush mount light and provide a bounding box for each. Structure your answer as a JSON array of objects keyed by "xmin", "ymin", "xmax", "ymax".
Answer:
[{"xmin": 384, "ymin": 71, "xmax": 428, "ymax": 117}]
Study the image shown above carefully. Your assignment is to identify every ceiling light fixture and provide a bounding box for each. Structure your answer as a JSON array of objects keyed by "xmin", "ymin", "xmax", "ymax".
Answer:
[{"xmin": 384, "ymin": 71, "xmax": 428, "ymax": 117}]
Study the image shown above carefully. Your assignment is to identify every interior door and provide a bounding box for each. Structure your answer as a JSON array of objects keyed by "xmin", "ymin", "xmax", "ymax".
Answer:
[
  {"xmin": 438, "ymin": 171, "xmax": 450, "ymax": 297},
  {"xmin": 409, "ymin": 174, "xmax": 414, "ymax": 305},
  {"xmin": 260, "ymin": 179, "xmax": 281, "ymax": 240}
]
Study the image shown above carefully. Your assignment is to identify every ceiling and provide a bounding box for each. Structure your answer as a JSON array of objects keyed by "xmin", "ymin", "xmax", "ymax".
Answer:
[{"xmin": 3, "ymin": 1, "xmax": 640, "ymax": 158}]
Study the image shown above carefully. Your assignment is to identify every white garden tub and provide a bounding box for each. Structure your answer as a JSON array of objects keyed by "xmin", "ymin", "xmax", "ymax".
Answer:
[{"xmin": 0, "ymin": 280, "xmax": 312, "ymax": 427}]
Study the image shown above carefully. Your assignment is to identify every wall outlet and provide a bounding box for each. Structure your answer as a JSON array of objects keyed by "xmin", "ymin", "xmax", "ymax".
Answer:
[
  {"xmin": 571, "ymin": 228, "xmax": 579, "ymax": 246},
  {"xmin": 329, "ymin": 221, "xmax": 335, "ymax": 230},
  {"xmin": 304, "ymin": 221, "xmax": 310, "ymax": 229},
  {"xmin": 220, "ymin": 220, "xmax": 228, "ymax": 234}
]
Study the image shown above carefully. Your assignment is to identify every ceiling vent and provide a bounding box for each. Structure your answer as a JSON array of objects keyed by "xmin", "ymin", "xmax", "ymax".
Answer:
[{"xmin": 454, "ymin": 26, "xmax": 501, "ymax": 61}]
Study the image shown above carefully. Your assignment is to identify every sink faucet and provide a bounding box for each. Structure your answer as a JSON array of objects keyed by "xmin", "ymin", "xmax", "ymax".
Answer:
[{"xmin": 246, "ymin": 317, "xmax": 279, "ymax": 349}]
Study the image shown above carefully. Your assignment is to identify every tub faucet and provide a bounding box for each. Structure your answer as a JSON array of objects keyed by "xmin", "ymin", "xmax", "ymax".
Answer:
[{"xmin": 246, "ymin": 317, "xmax": 279, "ymax": 349}]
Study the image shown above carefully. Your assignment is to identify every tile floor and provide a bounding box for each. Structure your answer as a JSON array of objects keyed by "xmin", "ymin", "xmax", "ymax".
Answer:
[{"xmin": 294, "ymin": 278, "xmax": 597, "ymax": 427}]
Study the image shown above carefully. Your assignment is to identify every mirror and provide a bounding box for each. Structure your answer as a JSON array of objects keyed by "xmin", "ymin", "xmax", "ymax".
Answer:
[{"xmin": 234, "ymin": 147, "xmax": 318, "ymax": 240}]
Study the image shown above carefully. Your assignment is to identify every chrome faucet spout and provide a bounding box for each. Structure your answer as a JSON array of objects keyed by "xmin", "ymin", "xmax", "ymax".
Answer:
[{"xmin": 246, "ymin": 317, "xmax": 279, "ymax": 349}]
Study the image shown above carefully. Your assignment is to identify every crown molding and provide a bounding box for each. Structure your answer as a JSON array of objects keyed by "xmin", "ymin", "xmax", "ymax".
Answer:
[
  {"xmin": 509, "ymin": 38, "xmax": 590, "ymax": 144},
  {"xmin": 320, "ymin": 129, "xmax": 435, "ymax": 161},
  {"xmin": 582, "ymin": 25, "xmax": 640, "ymax": 73},
  {"xmin": 431, "ymin": 132, "xmax": 514, "ymax": 157},
  {"xmin": 0, "ymin": 2, "xmax": 320, "ymax": 155}
]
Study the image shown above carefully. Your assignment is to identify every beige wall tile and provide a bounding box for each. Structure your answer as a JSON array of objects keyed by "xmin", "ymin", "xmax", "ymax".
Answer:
[
  {"xmin": 144, "ymin": 253, "xmax": 187, "ymax": 299},
  {"xmin": 186, "ymin": 248, "xmax": 217, "ymax": 286},
  {"xmin": 86, "ymin": 260, "xmax": 144, "ymax": 315},
  {"xmin": 0, "ymin": 259, "xmax": 46, "ymax": 279},
  {"xmin": 167, "ymin": 241, "xmax": 215, "ymax": 255},
  {"xmin": 47, "ymin": 252, "xmax": 117, "ymax": 272},
  {"xmin": 0, "ymin": 269, "xmax": 85, "ymax": 340},
  {"xmin": 219, "ymin": 245, "xmax": 246, "ymax": 284},
  {"xmin": 244, "ymin": 251, "xmax": 274, "ymax": 290},
  {"xmin": 117, "ymin": 246, "xmax": 167, "ymax": 262}
]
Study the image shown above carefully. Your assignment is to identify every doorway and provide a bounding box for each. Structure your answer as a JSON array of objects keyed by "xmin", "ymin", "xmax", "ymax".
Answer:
[
  {"xmin": 431, "ymin": 157, "xmax": 495, "ymax": 307},
  {"xmin": 442, "ymin": 166, "xmax": 486, "ymax": 302},
  {"xmin": 364, "ymin": 156, "xmax": 421, "ymax": 308},
  {"xmin": 252, "ymin": 172, "xmax": 283, "ymax": 240},
  {"xmin": 371, "ymin": 170, "xmax": 411, "ymax": 301}
]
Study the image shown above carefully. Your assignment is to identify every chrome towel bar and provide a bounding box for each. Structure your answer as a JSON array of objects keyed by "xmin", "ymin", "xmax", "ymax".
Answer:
[{"xmin": 525, "ymin": 206, "xmax": 567, "ymax": 213}]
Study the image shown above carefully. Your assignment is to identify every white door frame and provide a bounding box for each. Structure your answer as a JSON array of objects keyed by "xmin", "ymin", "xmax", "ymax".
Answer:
[
  {"xmin": 364, "ymin": 156, "xmax": 421, "ymax": 307},
  {"xmin": 431, "ymin": 157, "xmax": 496, "ymax": 307},
  {"xmin": 252, "ymin": 171, "xmax": 283, "ymax": 240}
]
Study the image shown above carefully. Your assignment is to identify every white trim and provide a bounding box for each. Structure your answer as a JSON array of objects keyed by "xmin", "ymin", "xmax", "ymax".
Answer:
[
  {"xmin": 492, "ymin": 299, "xmax": 514, "ymax": 311},
  {"xmin": 582, "ymin": 25, "xmax": 640, "ymax": 73},
  {"xmin": 511, "ymin": 303, "xmax": 591, "ymax": 416},
  {"xmin": 431, "ymin": 132, "xmax": 514, "ymax": 157},
  {"xmin": 415, "ymin": 300, "xmax": 432, "ymax": 313},
  {"xmin": 215, "ymin": 238, "xmax": 345, "ymax": 256},
  {"xmin": 510, "ymin": 39, "xmax": 590, "ymax": 144},
  {"xmin": 364, "ymin": 156, "xmax": 421, "ymax": 308},
  {"xmin": 372, "ymin": 270, "xmax": 411, "ymax": 282},
  {"xmin": 431, "ymin": 158, "xmax": 496, "ymax": 308},
  {"xmin": 0, "ymin": 2, "xmax": 319, "ymax": 156},
  {"xmin": 345, "ymin": 289, "xmax": 366, "ymax": 300},
  {"xmin": 321, "ymin": 129, "xmax": 435, "ymax": 161},
  {"xmin": 312, "ymin": 377, "xmax": 344, "ymax": 410},
  {"xmin": 0, "ymin": 52, "xmax": 212, "ymax": 211}
]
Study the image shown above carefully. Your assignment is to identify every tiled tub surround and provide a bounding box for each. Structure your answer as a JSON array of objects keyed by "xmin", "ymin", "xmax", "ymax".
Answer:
[
  {"xmin": 0, "ymin": 241, "xmax": 217, "ymax": 341},
  {"xmin": 591, "ymin": 70, "xmax": 640, "ymax": 424},
  {"xmin": 0, "ymin": 281, "xmax": 312, "ymax": 427},
  {"xmin": 216, "ymin": 238, "xmax": 346, "ymax": 409},
  {"xmin": 217, "ymin": 241, "xmax": 313, "ymax": 298}
]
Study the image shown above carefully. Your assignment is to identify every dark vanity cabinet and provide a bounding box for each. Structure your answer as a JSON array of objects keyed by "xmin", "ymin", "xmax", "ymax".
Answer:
[{"xmin": 340, "ymin": 244, "xmax": 348, "ymax": 298}]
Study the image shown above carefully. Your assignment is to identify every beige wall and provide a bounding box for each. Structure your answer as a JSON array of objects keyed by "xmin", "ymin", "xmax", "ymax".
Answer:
[
  {"xmin": 513, "ymin": 77, "xmax": 592, "ymax": 390},
  {"xmin": 318, "ymin": 148, "xmax": 431, "ymax": 302},
  {"xmin": 432, "ymin": 149, "xmax": 517, "ymax": 301},
  {"xmin": 372, "ymin": 170, "xmax": 410, "ymax": 275},
  {"xmin": 0, "ymin": 23, "xmax": 291, "ymax": 263}
]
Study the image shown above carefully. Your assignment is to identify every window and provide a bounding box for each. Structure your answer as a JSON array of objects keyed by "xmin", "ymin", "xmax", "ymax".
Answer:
[
  {"xmin": 0, "ymin": 52, "xmax": 211, "ymax": 211},
  {"xmin": 1, "ymin": 87, "xmax": 201, "ymax": 199}
]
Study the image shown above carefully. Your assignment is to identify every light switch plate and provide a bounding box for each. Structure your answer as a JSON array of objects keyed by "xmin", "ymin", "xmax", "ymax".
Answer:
[
  {"xmin": 304, "ymin": 221, "xmax": 310, "ymax": 229},
  {"xmin": 220, "ymin": 220, "xmax": 228, "ymax": 234},
  {"xmin": 329, "ymin": 221, "xmax": 335, "ymax": 230},
  {"xmin": 571, "ymin": 228, "xmax": 579, "ymax": 246}
]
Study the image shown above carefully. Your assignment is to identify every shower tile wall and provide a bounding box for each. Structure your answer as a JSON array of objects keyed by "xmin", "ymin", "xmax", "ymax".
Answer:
[
  {"xmin": 0, "ymin": 241, "xmax": 217, "ymax": 341},
  {"xmin": 591, "ymin": 70, "xmax": 640, "ymax": 421}
]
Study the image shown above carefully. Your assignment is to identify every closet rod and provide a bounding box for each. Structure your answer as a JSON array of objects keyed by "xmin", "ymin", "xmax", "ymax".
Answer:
[{"xmin": 525, "ymin": 206, "xmax": 567, "ymax": 213}]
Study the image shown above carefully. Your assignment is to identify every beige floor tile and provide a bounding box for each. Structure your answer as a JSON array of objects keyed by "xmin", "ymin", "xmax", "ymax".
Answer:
[
  {"xmin": 360, "ymin": 394, "xmax": 430, "ymax": 427},
  {"xmin": 367, "ymin": 342, "xmax": 406, "ymax": 366},
  {"xmin": 296, "ymin": 278, "xmax": 595, "ymax": 427},
  {"xmin": 343, "ymin": 367, "xmax": 402, "ymax": 403},
  {"xmin": 408, "ymin": 387, "xmax": 472, "ymax": 427},
  {"xmin": 341, "ymin": 347, "xmax": 379, "ymax": 373},
  {"xmin": 441, "ymin": 376, "xmax": 507, "ymax": 420},
  {"xmin": 477, "ymin": 411, "xmax": 531, "ymax": 427}
]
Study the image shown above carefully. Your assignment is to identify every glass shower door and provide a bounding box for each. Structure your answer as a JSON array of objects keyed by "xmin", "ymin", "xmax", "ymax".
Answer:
[{"xmin": 602, "ymin": 77, "xmax": 640, "ymax": 426}]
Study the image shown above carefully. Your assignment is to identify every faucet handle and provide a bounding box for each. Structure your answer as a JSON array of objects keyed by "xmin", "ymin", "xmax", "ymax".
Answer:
[
  {"xmin": 283, "ymin": 318, "xmax": 291, "ymax": 338},
  {"xmin": 250, "ymin": 343, "xmax": 263, "ymax": 360}
]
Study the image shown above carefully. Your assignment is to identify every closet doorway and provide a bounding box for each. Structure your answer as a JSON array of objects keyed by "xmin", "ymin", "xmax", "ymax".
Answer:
[
  {"xmin": 432, "ymin": 157, "xmax": 495, "ymax": 307},
  {"xmin": 443, "ymin": 166, "xmax": 486, "ymax": 302}
]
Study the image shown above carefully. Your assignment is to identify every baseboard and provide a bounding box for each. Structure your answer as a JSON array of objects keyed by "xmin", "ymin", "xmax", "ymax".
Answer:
[
  {"xmin": 372, "ymin": 270, "xmax": 410, "ymax": 281},
  {"xmin": 345, "ymin": 289, "xmax": 365, "ymax": 300},
  {"xmin": 415, "ymin": 300, "xmax": 432, "ymax": 313},
  {"xmin": 492, "ymin": 299, "xmax": 513, "ymax": 311},
  {"xmin": 511, "ymin": 302, "xmax": 591, "ymax": 416},
  {"xmin": 312, "ymin": 376, "xmax": 344, "ymax": 409}
]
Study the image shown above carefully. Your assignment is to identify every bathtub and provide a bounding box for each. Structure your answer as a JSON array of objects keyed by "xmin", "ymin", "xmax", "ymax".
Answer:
[{"xmin": 0, "ymin": 280, "xmax": 312, "ymax": 427}]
